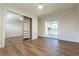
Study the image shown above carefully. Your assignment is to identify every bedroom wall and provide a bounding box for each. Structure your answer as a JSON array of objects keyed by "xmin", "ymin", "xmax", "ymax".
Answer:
[
  {"xmin": 38, "ymin": 7, "xmax": 79, "ymax": 42},
  {"xmin": 0, "ymin": 5, "xmax": 5, "ymax": 48}
]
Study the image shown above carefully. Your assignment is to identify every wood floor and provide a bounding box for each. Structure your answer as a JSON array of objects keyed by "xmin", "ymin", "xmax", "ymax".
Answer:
[{"xmin": 0, "ymin": 37, "xmax": 79, "ymax": 56}]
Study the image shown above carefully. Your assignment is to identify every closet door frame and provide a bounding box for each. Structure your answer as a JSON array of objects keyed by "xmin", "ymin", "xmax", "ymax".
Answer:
[
  {"xmin": 23, "ymin": 16, "xmax": 32, "ymax": 40},
  {"xmin": 5, "ymin": 9, "xmax": 32, "ymax": 48}
]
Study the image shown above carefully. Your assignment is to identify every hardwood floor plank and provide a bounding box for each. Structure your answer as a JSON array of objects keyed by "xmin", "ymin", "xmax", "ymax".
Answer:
[{"xmin": 0, "ymin": 37, "xmax": 79, "ymax": 56}]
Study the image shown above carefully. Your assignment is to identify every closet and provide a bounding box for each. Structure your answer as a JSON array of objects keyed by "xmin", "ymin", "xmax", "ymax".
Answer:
[
  {"xmin": 5, "ymin": 10, "xmax": 32, "ymax": 47},
  {"xmin": 23, "ymin": 16, "xmax": 32, "ymax": 40}
]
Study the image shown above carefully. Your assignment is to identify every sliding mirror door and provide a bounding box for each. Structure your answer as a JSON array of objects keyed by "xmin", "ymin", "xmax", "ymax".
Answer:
[{"xmin": 5, "ymin": 10, "xmax": 23, "ymax": 47}]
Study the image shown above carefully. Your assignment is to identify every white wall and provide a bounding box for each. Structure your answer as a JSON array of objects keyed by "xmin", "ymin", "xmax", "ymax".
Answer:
[
  {"xmin": 32, "ymin": 16, "xmax": 38, "ymax": 40},
  {"xmin": 0, "ymin": 5, "xmax": 5, "ymax": 48},
  {"xmin": 38, "ymin": 7, "xmax": 79, "ymax": 42},
  {"xmin": 77, "ymin": 4, "xmax": 79, "ymax": 29},
  {"xmin": 0, "ymin": 6, "xmax": 3, "ymax": 48}
]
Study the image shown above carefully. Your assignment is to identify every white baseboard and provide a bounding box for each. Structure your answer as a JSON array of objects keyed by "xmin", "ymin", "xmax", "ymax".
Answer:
[
  {"xmin": 59, "ymin": 37, "xmax": 79, "ymax": 43},
  {"xmin": 38, "ymin": 34, "xmax": 79, "ymax": 43}
]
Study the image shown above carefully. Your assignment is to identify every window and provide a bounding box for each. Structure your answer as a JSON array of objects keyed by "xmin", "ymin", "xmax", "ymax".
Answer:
[{"xmin": 45, "ymin": 20, "xmax": 58, "ymax": 35}]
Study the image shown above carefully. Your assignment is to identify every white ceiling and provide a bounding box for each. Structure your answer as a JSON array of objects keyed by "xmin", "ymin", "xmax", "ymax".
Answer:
[{"xmin": 2, "ymin": 3, "xmax": 77, "ymax": 17}]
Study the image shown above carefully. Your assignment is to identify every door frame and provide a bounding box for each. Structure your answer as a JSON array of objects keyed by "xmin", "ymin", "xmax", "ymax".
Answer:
[
  {"xmin": 45, "ymin": 17, "xmax": 59, "ymax": 39},
  {"xmin": 4, "ymin": 9, "xmax": 32, "ymax": 48},
  {"xmin": 23, "ymin": 16, "xmax": 32, "ymax": 40}
]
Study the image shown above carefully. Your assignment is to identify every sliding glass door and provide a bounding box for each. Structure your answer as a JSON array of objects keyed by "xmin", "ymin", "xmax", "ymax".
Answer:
[{"xmin": 45, "ymin": 20, "xmax": 58, "ymax": 38}]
